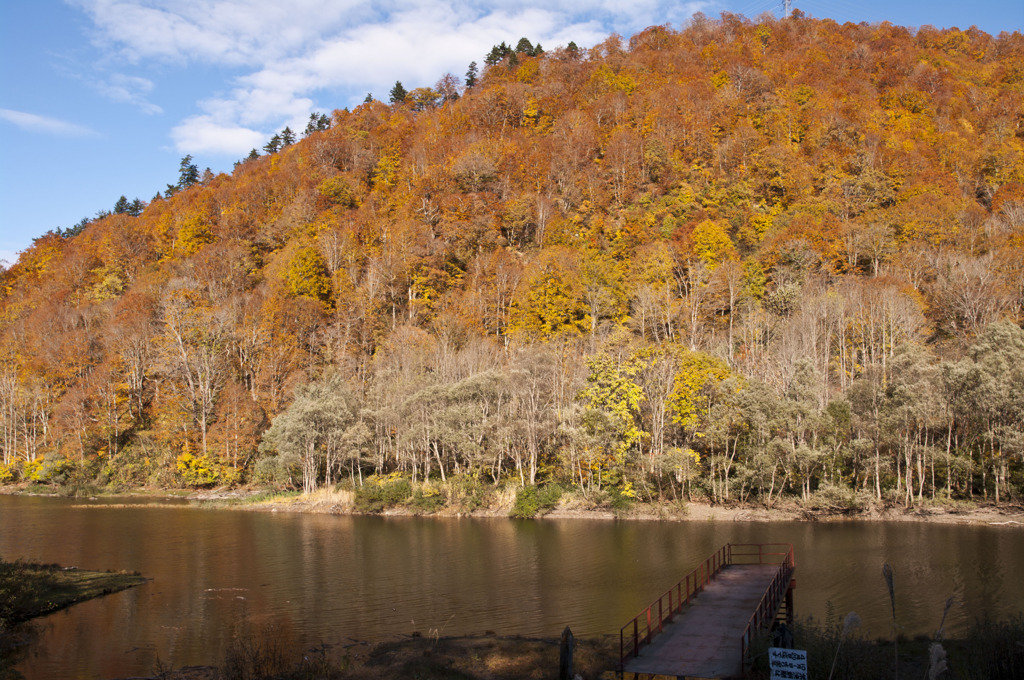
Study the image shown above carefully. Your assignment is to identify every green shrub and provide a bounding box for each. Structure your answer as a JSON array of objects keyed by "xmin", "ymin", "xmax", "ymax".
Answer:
[
  {"xmin": 607, "ymin": 485, "xmax": 633, "ymax": 512},
  {"xmin": 510, "ymin": 484, "xmax": 563, "ymax": 519},
  {"xmin": 252, "ymin": 454, "xmax": 301, "ymax": 488},
  {"xmin": 805, "ymin": 483, "xmax": 867, "ymax": 513},
  {"xmin": 57, "ymin": 481, "xmax": 100, "ymax": 498},
  {"xmin": 43, "ymin": 456, "xmax": 77, "ymax": 484},
  {"xmin": 382, "ymin": 478, "xmax": 412, "ymax": 504},
  {"xmin": 444, "ymin": 475, "xmax": 489, "ymax": 512},
  {"xmin": 538, "ymin": 483, "xmax": 563, "ymax": 509},
  {"xmin": 410, "ymin": 485, "xmax": 445, "ymax": 514},
  {"xmin": 510, "ymin": 485, "xmax": 540, "ymax": 518},
  {"xmin": 353, "ymin": 475, "xmax": 413, "ymax": 513},
  {"xmin": 102, "ymin": 447, "xmax": 155, "ymax": 490}
]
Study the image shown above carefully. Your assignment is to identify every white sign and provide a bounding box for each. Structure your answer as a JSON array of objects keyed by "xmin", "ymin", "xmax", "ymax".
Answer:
[{"xmin": 769, "ymin": 647, "xmax": 808, "ymax": 680}]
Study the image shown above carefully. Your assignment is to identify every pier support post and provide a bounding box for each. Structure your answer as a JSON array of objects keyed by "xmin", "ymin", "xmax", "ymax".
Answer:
[{"xmin": 560, "ymin": 626, "xmax": 575, "ymax": 680}]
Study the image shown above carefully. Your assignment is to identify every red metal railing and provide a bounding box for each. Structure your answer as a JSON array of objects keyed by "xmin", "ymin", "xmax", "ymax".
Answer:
[
  {"xmin": 618, "ymin": 543, "xmax": 794, "ymax": 672},
  {"xmin": 739, "ymin": 543, "xmax": 795, "ymax": 671}
]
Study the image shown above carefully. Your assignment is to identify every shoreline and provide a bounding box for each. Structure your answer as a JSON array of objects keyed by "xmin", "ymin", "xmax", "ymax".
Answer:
[
  {"xmin": 197, "ymin": 488, "xmax": 1024, "ymax": 527},
  {"xmin": 4, "ymin": 485, "xmax": 1023, "ymax": 526}
]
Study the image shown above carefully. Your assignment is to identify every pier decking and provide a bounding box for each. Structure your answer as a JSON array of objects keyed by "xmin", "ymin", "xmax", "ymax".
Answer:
[{"xmin": 618, "ymin": 543, "xmax": 795, "ymax": 679}]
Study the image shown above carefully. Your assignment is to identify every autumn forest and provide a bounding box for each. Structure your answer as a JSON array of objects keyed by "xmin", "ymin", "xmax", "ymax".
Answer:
[{"xmin": 2, "ymin": 12, "xmax": 1023, "ymax": 512}]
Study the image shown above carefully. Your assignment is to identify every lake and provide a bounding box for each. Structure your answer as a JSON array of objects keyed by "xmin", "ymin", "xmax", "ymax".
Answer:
[{"xmin": 1, "ymin": 495, "xmax": 1021, "ymax": 679}]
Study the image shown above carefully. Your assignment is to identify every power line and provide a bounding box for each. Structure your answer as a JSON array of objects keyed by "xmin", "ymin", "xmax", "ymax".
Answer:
[{"xmin": 734, "ymin": 0, "xmax": 782, "ymax": 20}]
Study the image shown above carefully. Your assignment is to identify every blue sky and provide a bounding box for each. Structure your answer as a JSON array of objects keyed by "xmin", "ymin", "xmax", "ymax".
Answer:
[{"xmin": 2, "ymin": 1, "xmax": 1022, "ymax": 266}]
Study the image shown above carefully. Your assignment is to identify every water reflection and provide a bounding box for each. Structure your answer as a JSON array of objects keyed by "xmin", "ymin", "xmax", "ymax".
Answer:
[{"xmin": 1, "ymin": 496, "xmax": 1021, "ymax": 680}]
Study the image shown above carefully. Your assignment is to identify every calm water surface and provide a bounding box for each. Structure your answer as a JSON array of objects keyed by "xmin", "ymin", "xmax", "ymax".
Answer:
[{"xmin": 1, "ymin": 495, "xmax": 1022, "ymax": 679}]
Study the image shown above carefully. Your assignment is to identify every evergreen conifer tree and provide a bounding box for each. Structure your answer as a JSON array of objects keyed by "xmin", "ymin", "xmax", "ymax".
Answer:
[
  {"xmin": 304, "ymin": 112, "xmax": 331, "ymax": 136},
  {"xmin": 304, "ymin": 113, "xmax": 319, "ymax": 136},
  {"xmin": 485, "ymin": 42, "xmax": 512, "ymax": 66},
  {"xmin": 484, "ymin": 46, "xmax": 502, "ymax": 66},
  {"xmin": 389, "ymin": 81, "xmax": 408, "ymax": 103},
  {"xmin": 465, "ymin": 61, "xmax": 478, "ymax": 88},
  {"xmin": 177, "ymin": 155, "xmax": 200, "ymax": 190}
]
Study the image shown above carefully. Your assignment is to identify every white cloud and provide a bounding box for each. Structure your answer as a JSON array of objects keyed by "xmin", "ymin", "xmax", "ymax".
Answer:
[
  {"xmin": 96, "ymin": 74, "xmax": 163, "ymax": 114},
  {"xmin": 72, "ymin": 0, "xmax": 367, "ymax": 64},
  {"xmin": 71, "ymin": 1, "xmax": 716, "ymax": 156},
  {"xmin": 0, "ymin": 109, "xmax": 97, "ymax": 136},
  {"xmin": 170, "ymin": 114, "xmax": 266, "ymax": 155}
]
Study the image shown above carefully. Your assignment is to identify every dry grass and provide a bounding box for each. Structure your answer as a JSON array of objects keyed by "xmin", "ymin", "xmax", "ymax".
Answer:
[
  {"xmin": 340, "ymin": 633, "xmax": 618, "ymax": 680},
  {"xmin": 242, "ymin": 487, "xmax": 354, "ymax": 513},
  {"xmin": 152, "ymin": 633, "xmax": 618, "ymax": 680},
  {"xmin": 1, "ymin": 560, "xmax": 147, "ymax": 629}
]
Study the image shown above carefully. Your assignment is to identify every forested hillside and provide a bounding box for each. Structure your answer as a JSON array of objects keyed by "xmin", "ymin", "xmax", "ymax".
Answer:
[{"xmin": 2, "ymin": 13, "xmax": 1022, "ymax": 508}]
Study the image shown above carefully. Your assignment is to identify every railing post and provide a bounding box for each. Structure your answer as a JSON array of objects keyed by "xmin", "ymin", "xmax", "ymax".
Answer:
[
  {"xmin": 658, "ymin": 599, "xmax": 663, "ymax": 633},
  {"xmin": 633, "ymin": 618, "xmax": 638, "ymax": 658},
  {"xmin": 786, "ymin": 577, "xmax": 794, "ymax": 622}
]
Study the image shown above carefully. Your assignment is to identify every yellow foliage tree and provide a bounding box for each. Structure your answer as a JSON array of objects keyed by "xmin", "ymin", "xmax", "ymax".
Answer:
[
  {"xmin": 372, "ymin": 145, "xmax": 401, "ymax": 189},
  {"xmin": 173, "ymin": 213, "xmax": 214, "ymax": 256},
  {"xmin": 283, "ymin": 246, "xmax": 333, "ymax": 307},
  {"xmin": 690, "ymin": 219, "xmax": 737, "ymax": 270},
  {"xmin": 669, "ymin": 350, "xmax": 732, "ymax": 435},
  {"xmin": 509, "ymin": 250, "xmax": 592, "ymax": 340}
]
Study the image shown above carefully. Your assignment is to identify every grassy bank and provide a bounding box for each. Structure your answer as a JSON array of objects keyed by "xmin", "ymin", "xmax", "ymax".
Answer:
[
  {"xmin": 145, "ymin": 612, "xmax": 1024, "ymax": 680},
  {"xmin": 0, "ymin": 558, "xmax": 147, "ymax": 630}
]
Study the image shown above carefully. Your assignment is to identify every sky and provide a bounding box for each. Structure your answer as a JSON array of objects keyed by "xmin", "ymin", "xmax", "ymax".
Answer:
[{"xmin": 2, "ymin": 1, "xmax": 1022, "ymax": 267}]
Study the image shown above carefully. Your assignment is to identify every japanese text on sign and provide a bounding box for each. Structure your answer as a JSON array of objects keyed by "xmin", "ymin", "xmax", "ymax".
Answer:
[{"xmin": 769, "ymin": 647, "xmax": 808, "ymax": 680}]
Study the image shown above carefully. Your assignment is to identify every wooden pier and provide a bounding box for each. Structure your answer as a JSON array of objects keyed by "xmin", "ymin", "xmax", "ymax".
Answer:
[{"xmin": 618, "ymin": 543, "xmax": 795, "ymax": 679}]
